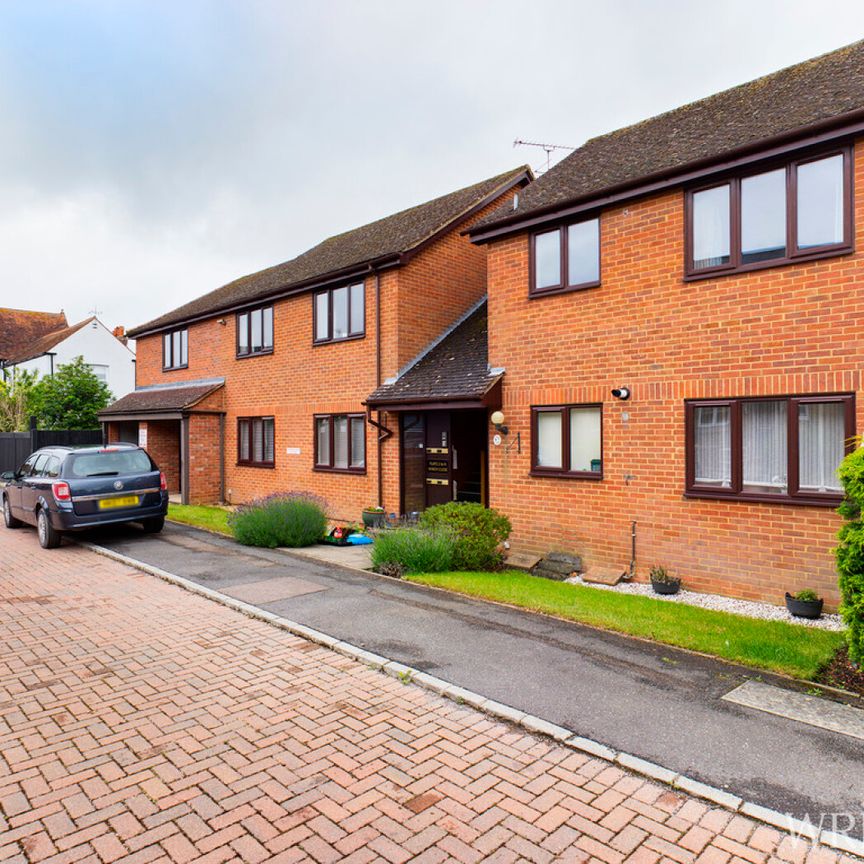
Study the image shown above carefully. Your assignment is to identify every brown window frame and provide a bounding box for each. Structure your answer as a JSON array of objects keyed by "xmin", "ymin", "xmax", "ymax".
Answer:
[
  {"xmin": 313, "ymin": 413, "xmax": 367, "ymax": 474},
  {"xmin": 528, "ymin": 216, "xmax": 601, "ymax": 298},
  {"xmin": 684, "ymin": 393, "xmax": 855, "ymax": 507},
  {"xmin": 162, "ymin": 328, "xmax": 188, "ymax": 371},
  {"xmin": 236, "ymin": 305, "xmax": 274, "ymax": 358},
  {"xmin": 313, "ymin": 282, "xmax": 365, "ymax": 344},
  {"xmin": 237, "ymin": 416, "xmax": 275, "ymax": 468},
  {"xmin": 530, "ymin": 404, "xmax": 604, "ymax": 479},
  {"xmin": 684, "ymin": 146, "xmax": 854, "ymax": 280}
]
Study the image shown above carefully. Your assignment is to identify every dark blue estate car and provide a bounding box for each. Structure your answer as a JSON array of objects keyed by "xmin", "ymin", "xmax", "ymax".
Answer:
[{"xmin": 1, "ymin": 444, "xmax": 169, "ymax": 548}]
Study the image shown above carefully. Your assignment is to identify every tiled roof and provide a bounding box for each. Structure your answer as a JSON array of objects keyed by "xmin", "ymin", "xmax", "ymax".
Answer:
[
  {"xmin": 99, "ymin": 381, "xmax": 224, "ymax": 416},
  {"xmin": 128, "ymin": 167, "xmax": 530, "ymax": 338},
  {"xmin": 10, "ymin": 318, "xmax": 95, "ymax": 364},
  {"xmin": 0, "ymin": 308, "xmax": 69, "ymax": 364},
  {"xmin": 474, "ymin": 39, "xmax": 864, "ymax": 233},
  {"xmin": 366, "ymin": 302, "xmax": 499, "ymax": 406}
]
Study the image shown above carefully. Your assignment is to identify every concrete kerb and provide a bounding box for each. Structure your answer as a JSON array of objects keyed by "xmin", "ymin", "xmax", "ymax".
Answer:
[{"xmin": 80, "ymin": 540, "xmax": 862, "ymax": 859}]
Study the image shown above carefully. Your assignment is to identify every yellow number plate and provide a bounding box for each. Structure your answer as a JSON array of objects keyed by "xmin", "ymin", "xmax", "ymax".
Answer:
[{"xmin": 98, "ymin": 496, "xmax": 140, "ymax": 510}]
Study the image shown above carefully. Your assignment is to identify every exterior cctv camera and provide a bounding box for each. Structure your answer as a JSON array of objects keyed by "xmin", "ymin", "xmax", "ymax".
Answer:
[{"xmin": 611, "ymin": 387, "xmax": 631, "ymax": 400}]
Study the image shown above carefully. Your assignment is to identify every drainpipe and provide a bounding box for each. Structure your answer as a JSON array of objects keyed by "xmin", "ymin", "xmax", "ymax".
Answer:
[
  {"xmin": 219, "ymin": 413, "xmax": 226, "ymax": 503},
  {"xmin": 629, "ymin": 520, "xmax": 637, "ymax": 579},
  {"xmin": 374, "ymin": 268, "xmax": 384, "ymax": 508}
]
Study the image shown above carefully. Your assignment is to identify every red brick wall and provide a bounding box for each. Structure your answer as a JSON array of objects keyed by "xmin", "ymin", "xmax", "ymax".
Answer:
[
  {"xmin": 142, "ymin": 421, "xmax": 181, "ymax": 494},
  {"xmin": 133, "ymin": 189, "xmax": 516, "ymax": 522},
  {"xmin": 484, "ymin": 139, "xmax": 864, "ymax": 608}
]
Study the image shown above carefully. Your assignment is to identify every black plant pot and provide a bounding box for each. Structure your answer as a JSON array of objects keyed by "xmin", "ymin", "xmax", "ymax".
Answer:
[
  {"xmin": 651, "ymin": 578, "xmax": 681, "ymax": 596},
  {"xmin": 785, "ymin": 593, "xmax": 824, "ymax": 620}
]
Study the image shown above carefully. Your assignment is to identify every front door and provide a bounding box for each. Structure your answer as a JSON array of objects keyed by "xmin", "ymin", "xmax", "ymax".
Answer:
[{"xmin": 400, "ymin": 410, "xmax": 487, "ymax": 513}]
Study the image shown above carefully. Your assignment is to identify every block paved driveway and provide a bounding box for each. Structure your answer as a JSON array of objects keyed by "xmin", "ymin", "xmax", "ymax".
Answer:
[{"xmin": 0, "ymin": 530, "xmax": 853, "ymax": 864}]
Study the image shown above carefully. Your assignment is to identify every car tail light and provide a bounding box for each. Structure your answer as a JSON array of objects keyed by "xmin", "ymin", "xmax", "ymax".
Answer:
[
  {"xmin": 159, "ymin": 472, "xmax": 167, "ymax": 491},
  {"xmin": 52, "ymin": 482, "xmax": 72, "ymax": 502}
]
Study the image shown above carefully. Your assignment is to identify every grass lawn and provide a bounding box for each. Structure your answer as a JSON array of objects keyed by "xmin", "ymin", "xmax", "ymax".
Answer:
[
  {"xmin": 407, "ymin": 570, "xmax": 844, "ymax": 680},
  {"xmin": 167, "ymin": 503, "xmax": 232, "ymax": 536}
]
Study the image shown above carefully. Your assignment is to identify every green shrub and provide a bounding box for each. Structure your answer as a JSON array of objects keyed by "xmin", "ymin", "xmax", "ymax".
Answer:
[
  {"xmin": 419, "ymin": 502, "xmax": 511, "ymax": 571},
  {"xmin": 229, "ymin": 492, "xmax": 327, "ymax": 548},
  {"xmin": 836, "ymin": 445, "xmax": 864, "ymax": 664},
  {"xmin": 794, "ymin": 589, "xmax": 820, "ymax": 603},
  {"xmin": 371, "ymin": 528, "xmax": 454, "ymax": 574}
]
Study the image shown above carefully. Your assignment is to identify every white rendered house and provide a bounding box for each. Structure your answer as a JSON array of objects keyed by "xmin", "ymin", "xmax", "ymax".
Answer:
[{"xmin": 0, "ymin": 309, "xmax": 135, "ymax": 400}]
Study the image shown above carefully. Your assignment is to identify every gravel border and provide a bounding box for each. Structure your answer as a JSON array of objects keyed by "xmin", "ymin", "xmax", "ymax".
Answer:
[{"xmin": 567, "ymin": 576, "xmax": 845, "ymax": 631}]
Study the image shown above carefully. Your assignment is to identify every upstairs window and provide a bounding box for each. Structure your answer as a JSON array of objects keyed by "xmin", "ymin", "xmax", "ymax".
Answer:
[
  {"xmin": 530, "ymin": 218, "xmax": 600, "ymax": 296},
  {"xmin": 531, "ymin": 404, "xmax": 603, "ymax": 478},
  {"xmin": 314, "ymin": 413, "xmax": 366, "ymax": 472},
  {"xmin": 314, "ymin": 282, "xmax": 365, "ymax": 343},
  {"xmin": 238, "ymin": 417, "xmax": 275, "ymax": 467},
  {"xmin": 685, "ymin": 394, "xmax": 854, "ymax": 505},
  {"xmin": 686, "ymin": 148, "xmax": 851, "ymax": 277},
  {"xmin": 162, "ymin": 329, "xmax": 188, "ymax": 370},
  {"xmin": 237, "ymin": 306, "xmax": 274, "ymax": 357}
]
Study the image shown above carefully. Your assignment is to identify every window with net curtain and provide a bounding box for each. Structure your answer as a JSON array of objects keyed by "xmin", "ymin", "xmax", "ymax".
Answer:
[
  {"xmin": 238, "ymin": 417, "xmax": 274, "ymax": 466},
  {"xmin": 690, "ymin": 396, "xmax": 850, "ymax": 499},
  {"xmin": 534, "ymin": 405, "xmax": 602, "ymax": 475}
]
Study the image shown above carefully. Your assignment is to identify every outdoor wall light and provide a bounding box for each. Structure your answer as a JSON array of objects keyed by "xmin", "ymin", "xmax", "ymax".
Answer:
[
  {"xmin": 611, "ymin": 387, "xmax": 631, "ymax": 401},
  {"xmin": 490, "ymin": 410, "xmax": 509, "ymax": 435}
]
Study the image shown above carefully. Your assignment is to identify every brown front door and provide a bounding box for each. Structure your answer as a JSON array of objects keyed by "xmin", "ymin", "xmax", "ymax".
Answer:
[
  {"xmin": 424, "ymin": 412, "xmax": 452, "ymax": 507},
  {"xmin": 400, "ymin": 410, "xmax": 487, "ymax": 513}
]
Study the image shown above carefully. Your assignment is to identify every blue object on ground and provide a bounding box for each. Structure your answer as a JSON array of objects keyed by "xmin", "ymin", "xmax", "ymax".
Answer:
[{"xmin": 347, "ymin": 533, "xmax": 372, "ymax": 545}]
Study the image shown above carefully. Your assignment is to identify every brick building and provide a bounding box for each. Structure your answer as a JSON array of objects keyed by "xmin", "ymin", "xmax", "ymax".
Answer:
[
  {"xmin": 103, "ymin": 40, "xmax": 864, "ymax": 606},
  {"xmin": 467, "ymin": 40, "xmax": 864, "ymax": 606},
  {"xmin": 100, "ymin": 168, "xmax": 531, "ymax": 522}
]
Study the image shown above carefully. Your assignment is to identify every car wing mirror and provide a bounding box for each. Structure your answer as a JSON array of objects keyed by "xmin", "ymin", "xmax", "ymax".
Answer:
[{"xmin": 0, "ymin": 471, "xmax": 16, "ymax": 482}]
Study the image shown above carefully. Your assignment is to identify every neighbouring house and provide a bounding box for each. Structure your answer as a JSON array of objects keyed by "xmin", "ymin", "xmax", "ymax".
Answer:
[
  {"xmin": 467, "ymin": 40, "xmax": 864, "ymax": 606},
  {"xmin": 0, "ymin": 307, "xmax": 136, "ymax": 399},
  {"xmin": 100, "ymin": 167, "xmax": 532, "ymax": 515}
]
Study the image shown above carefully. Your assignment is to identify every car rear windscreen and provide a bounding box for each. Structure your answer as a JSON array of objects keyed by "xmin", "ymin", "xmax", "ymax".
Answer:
[{"xmin": 67, "ymin": 450, "xmax": 155, "ymax": 478}]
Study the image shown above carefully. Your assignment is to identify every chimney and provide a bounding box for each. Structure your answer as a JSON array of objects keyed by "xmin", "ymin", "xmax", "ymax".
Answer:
[{"xmin": 113, "ymin": 326, "xmax": 127, "ymax": 344}]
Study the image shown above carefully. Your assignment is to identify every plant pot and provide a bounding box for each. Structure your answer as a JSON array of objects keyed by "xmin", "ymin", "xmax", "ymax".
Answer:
[
  {"xmin": 362, "ymin": 510, "xmax": 385, "ymax": 529},
  {"xmin": 785, "ymin": 593, "xmax": 824, "ymax": 619},
  {"xmin": 651, "ymin": 578, "xmax": 681, "ymax": 596}
]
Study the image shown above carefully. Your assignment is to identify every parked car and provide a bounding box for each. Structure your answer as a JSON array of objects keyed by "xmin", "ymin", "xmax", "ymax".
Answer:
[{"xmin": 1, "ymin": 444, "xmax": 169, "ymax": 549}]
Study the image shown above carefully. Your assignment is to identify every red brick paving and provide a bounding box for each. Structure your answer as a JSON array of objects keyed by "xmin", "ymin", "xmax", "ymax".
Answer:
[{"xmin": 0, "ymin": 529, "xmax": 855, "ymax": 863}]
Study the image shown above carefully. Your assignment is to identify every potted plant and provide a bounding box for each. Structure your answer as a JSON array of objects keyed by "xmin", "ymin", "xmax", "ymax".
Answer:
[
  {"xmin": 785, "ymin": 589, "xmax": 824, "ymax": 620},
  {"xmin": 362, "ymin": 506, "xmax": 386, "ymax": 529},
  {"xmin": 649, "ymin": 565, "xmax": 681, "ymax": 595}
]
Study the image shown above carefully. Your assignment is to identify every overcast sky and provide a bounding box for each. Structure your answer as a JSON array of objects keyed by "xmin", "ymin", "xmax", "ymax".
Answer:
[{"xmin": 1, "ymin": 0, "xmax": 862, "ymax": 333}]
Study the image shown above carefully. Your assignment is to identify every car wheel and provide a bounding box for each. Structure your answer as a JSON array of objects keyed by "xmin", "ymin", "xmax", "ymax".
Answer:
[
  {"xmin": 37, "ymin": 509, "xmax": 61, "ymax": 549},
  {"xmin": 3, "ymin": 496, "xmax": 22, "ymax": 529},
  {"xmin": 141, "ymin": 516, "xmax": 165, "ymax": 534}
]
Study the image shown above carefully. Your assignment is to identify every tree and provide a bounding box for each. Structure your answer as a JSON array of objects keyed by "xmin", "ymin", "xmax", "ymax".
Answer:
[
  {"xmin": 32, "ymin": 356, "xmax": 113, "ymax": 430},
  {"xmin": 0, "ymin": 369, "xmax": 40, "ymax": 432}
]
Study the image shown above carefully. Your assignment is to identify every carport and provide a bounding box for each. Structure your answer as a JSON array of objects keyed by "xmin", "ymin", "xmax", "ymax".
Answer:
[{"xmin": 99, "ymin": 378, "xmax": 226, "ymax": 505}]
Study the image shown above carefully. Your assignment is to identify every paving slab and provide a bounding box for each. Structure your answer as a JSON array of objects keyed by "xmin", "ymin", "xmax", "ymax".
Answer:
[
  {"xmin": 723, "ymin": 679, "xmax": 864, "ymax": 741},
  {"xmin": 85, "ymin": 521, "xmax": 864, "ymax": 829}
]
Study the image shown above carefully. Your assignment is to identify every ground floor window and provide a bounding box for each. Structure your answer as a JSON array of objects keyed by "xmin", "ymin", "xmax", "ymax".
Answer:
[
  {"xmin": 237, "ymin": 417, "xmax": 275, "ymax": 467},
  {"xmin": 315, "ymin": 413, "xmax": 366, "ymax": 472},
  {"xmin": 531, "ymin": 404, "xmax": 602, "ymax": 478},
  {"xmin": 685, "ymin": 394, "xmax": 854, "ymax": 504}
]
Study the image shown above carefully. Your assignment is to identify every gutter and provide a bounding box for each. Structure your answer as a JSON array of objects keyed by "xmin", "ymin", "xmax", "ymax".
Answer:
[{"xmin": 468, "ymin": 107, "xmax": 864, "ymax": 243}]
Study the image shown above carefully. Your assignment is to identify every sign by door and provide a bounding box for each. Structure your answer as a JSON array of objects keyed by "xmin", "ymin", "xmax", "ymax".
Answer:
[{"xmin": 138, "ymin": 425, "xmax": 148, "ymax": 448}]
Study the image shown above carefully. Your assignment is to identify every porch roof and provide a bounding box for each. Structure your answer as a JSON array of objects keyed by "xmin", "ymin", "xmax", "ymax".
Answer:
[
  {"xmin": 99, "ymin": 379, "xmax": 225, "ymax": 419},
  {"xmin": 366, "ymin": 301, "xmax": 502, "ymax": 410}
]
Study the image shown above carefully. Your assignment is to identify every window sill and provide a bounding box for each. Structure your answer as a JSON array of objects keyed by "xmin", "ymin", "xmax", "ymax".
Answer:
[
  {"xmin": 683, "ymin": 490, "xmax": 841, "ymax": 508},
  {"xmin": 236, "ymin": 349, "xmax": 274, "ymax": 360},
  {"xmin": 236, "ymin": 461, "xmax": 275, "ymax": 469},
  {"xmin": 529, "ymin": 281, "xmax": 600, "ymax": 299},
  {"xmin": 313, "ymin": 466, "xmax": 367, "ymax": 475},
  {"xmin": 162, "ymin": 365, "xmax": 189, "ymax": 372},
  {"xmin": 313, "ymin": 333, "xmax": 366, "ymax": 347},
  {"xmin": 530, "ymin": 469, "xmax": 603, "ymax": 480},
  {"xmin": 684, "ymin": 245, "xmax": 853, "ymax": 282}
]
